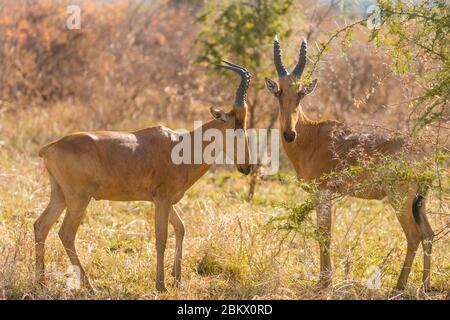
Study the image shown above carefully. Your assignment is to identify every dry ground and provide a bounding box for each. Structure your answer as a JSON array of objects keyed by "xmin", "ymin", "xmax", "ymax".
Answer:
[{"xmin": 0, "ymin": 105, "xmax": 448, "ymax": 300}]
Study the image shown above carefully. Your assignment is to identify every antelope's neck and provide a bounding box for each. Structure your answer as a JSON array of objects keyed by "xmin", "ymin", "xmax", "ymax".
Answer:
[
  {"xmin": 183, "ymin": 119, "xmax": 227, "ymax": 184},
  {"xmin": 298, "ymin": 106, "xmax": 312, "ymax": 125},
  {"xmin": 282, "ymin": 107, "xmax": 315, "ymax": 179}
]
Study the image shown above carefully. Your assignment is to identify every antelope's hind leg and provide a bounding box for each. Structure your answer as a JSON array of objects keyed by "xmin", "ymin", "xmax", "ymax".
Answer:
[
  {"xmin": 394, "ymin": 191, "xmax": 434, "ymax": 291},
  {"xmin": 34, "ymin": 174, "xmax": 66, "ymax": 286},
  {"xmin": 58, "ymin": 194, "xmax": 93, "ymax": 293},
  {"xmin": 412, "ymin": 194, "xmax": 434, "ymax": 291}
]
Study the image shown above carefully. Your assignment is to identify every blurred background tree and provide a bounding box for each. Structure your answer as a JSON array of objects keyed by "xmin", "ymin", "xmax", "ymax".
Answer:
[{"xmin": 195, "ymin": 0, "xmax": 297, "ymax": 199}]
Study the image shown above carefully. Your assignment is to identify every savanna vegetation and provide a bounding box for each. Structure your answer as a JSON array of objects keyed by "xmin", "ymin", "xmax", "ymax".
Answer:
[{"xmin": 0, "ymin": 0, "xmax": 448, "ymax": 300}]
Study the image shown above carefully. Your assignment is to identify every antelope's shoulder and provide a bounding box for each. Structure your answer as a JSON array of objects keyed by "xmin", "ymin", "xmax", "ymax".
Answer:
[
  {"xmin": 135, "ymin": 125, "xmax": 185, "ymax": 142},
  {"xmin": 319, "ymin": 119, "xmax": 345, "ymax": 130},
  {"xmin": 314, "ymin": 119, "xmax": 349, "ymax": 139}
]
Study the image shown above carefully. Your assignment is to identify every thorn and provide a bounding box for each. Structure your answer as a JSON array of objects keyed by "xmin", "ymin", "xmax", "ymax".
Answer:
[{"xmin": 315, "ymin": 41, "xmax": 320, "ymax": 51}]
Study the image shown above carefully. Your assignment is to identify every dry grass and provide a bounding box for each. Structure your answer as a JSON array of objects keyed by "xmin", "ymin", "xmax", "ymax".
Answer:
[{"xmin": 0, "ymin": 104, "xmax": 448, "ymax": 300}]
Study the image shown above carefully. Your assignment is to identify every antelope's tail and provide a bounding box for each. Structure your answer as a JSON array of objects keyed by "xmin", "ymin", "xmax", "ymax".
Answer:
[
  {"xmin": 38, "ymin": 141, "xmax": 57, "ymax": 157},
  {"xmin": 412, "ymin": 194, "xmax": 424, "ymax": 223}
]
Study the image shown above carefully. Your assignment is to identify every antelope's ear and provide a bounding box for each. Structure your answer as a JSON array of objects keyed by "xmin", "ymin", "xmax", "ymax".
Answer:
[
  {"xmin": 210, "ymin": 107, "xmax": 228, "ymax": 123},
  {"xmin": 300, "ymin": 79, "xmax": 318, "ymax": 97},
  {"xmin": 265, "ymin": 77, "xmax": 279, "ymax": 96}
]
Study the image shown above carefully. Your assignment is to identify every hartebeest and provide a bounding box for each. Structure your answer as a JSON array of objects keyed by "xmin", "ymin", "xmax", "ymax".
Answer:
[
  {"xmin": 265, "ymin": 36, "xmax": 434, "ymax": 291},
  {"xmin": 34, "ymin": 61, "xmax": 253, "ymax": 292}
]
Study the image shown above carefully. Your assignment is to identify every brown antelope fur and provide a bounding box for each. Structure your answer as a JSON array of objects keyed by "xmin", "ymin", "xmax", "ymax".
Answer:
[
  {"xmin": 34, "ymin": 61, "xmax": 253, "ymax": 293},
  {"xmin": 265, "ymin": 36, "xmax": 434, "ymax": 291}
]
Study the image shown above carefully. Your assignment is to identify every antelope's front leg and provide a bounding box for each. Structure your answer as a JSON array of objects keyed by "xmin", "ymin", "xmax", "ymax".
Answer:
[
  {"xmin": 169, "ymin": 207, "xmax": 185, "ymax": 286},
  {"xmin": 316, "ymin": 192, "xmax": 333, "ymax": 288},
  {"xmin": 154, "ymin": 199, "xmax": 171, "ymax": 292}
]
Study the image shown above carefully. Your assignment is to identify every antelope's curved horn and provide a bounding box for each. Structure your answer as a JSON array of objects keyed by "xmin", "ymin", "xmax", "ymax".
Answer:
[
  {"xmin": 273, "ymin": 35, "xmax": 288, "ymax": 78},
  {"xmin": 292, "ymin": 38, "xmax": 307, "ymax": 78},
  {"xmin": 216, "ymin": 60, "xmax": 251, "ymax": 108}
]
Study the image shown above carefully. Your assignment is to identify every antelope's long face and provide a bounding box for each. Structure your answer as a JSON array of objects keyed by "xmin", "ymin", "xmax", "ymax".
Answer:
[
  {"xmin": 265, "ymin": 36, "xmax": 318, "ymax": 143},
  {"xmin": 232, "ymin": 106, "xmax": 252, "ymax": 175},
  {"xmin": 210, "ymin": 61, "xmax": 254, "ymax": 175}
]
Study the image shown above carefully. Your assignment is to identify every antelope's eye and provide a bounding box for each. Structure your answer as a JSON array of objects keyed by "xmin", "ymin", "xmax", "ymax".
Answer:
[{"xmin": 275, "ymin": 90, "xmax": 282, "ymax": 97}]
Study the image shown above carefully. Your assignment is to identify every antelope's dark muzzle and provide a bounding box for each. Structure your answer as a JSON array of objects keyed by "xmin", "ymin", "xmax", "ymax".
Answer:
[
  {"xmin": 283, "ymin": 131, "xmax": 296, "ymax": 143},
  {"xmin": 238, "ymin": 164, "xmax": 254, "ymax": 176}
]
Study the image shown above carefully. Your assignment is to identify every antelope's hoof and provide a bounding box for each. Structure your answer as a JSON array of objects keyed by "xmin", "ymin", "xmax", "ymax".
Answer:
[
  {"xmin": 156, "ymin": 283, "xmax": 168, "ymax": 293},
  {"xmin": 85, "ymin": 284, "xmax": 97, "ymax": 295},
  {"xmin": 316, "ymin": 278, "xmax": 332, "ymax": 290},
  {"xmin": 35, "ymin": 280, "xmax": 46, "ymax": 292},
  {"xmin": 395, "ymin": 282, "xmax": 406, "ymax": 291},
  {"xmin": 421, "ymin": 282, "xmax": 432, "ymax": 293},
  {"xmin": 173, "ymin": 278, "xmax": 181, "ymax": 288},
  {"xmin": 36, "ymin": 278, "xmax": 45, "ymax": 286},
  {"xmin": 80, "ymin": 278, "xmax": 96, "ymax": 295}
]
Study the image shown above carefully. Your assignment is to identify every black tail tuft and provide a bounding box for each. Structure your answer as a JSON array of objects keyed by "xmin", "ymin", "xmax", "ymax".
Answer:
[{"xmin": 412, "ymin": 194, "xmax": 424, "ymax": 223}]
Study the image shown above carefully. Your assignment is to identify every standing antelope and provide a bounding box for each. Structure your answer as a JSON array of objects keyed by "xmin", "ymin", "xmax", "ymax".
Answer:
[
  {"xmin": 265, "ymin": 36, "xmax": 434, "ymax": 291},
  {"xmin": 34, "ymin": 61, "xmax": 253, "ymax": 293}
]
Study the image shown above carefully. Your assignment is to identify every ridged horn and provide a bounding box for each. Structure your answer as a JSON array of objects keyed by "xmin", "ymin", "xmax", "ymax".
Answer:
[
  {"xmin": 216, "ymin": 60, "xmax": 251, "ymax": 108},
  {"xmin": 292, "ymin": 38, "xmax": 307, "ymax": 78},
  {"xmin": 273, "ymin": 35, "xmax": 288, "ymax": 78}
]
